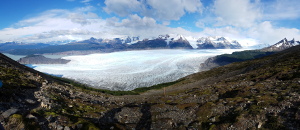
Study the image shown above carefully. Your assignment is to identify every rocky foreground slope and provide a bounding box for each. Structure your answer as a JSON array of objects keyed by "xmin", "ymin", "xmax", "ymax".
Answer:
[{"xmin": 0, "ymin": 45, "xmax": 300, "ymax": 129}]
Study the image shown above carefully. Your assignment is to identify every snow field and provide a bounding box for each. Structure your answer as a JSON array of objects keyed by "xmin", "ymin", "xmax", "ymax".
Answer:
[{"xmin": 34, "ymin": 49, "xmax": 241, "ymax": 90}]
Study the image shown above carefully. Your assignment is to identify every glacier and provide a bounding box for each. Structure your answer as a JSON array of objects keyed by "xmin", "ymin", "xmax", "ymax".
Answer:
[{"xmin": 33, "ymin": 49, "xmax": 243, "ymax": 91}]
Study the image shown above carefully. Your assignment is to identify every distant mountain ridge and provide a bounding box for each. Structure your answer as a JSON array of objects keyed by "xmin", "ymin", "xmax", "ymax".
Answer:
[
  {"xmin": 197, "ymin": 36, "xmax": 242, "ymax": 49},
  {"xmin": 0, "ymin": 35, "xmax": 243, "ymax": 55},
  {"xmin": 0, "ymin": 42, "xmax": 51, "ymax": 52},
  {"xmin": 128, "ymin": 34, "xmax": 194, "ymax": 49}
]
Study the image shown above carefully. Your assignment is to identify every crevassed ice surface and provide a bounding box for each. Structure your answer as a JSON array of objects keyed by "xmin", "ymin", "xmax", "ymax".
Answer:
[{"xmin": 34, "ymin": 49, "xmax": 242, "ymax": 90}]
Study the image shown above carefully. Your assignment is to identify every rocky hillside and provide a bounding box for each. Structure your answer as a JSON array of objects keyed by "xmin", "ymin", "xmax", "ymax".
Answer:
[
  {"xmin": 18, "ymin": 55, "xmax": 70, "ymax": 64},
  {"xmin": 0, "ymin": 53, "xmax": 51, "ymax": 129},
  {"xmin": 200, "ymin": 50, "xmax": 276, "ymax": 71},
  {"xmin": 1, "ymin": 45, "xmax": 300, "ymax": 129},
  {"xmin": 200, "ymin": 38, "xmax": 299, "ymax": 70}
]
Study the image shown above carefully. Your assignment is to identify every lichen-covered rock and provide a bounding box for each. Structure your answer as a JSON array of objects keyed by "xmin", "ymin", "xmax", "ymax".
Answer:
[{"xmin": 1, "ymin": 109, "xmax": 18, "ymax": 119}]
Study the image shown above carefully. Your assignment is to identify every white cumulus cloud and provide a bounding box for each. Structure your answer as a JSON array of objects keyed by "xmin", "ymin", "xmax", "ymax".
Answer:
[
  {"xmin": 103, "ymin": 0, "xmax": 203, "ymax": 21},
  {"xmin": 105, "ymin": 14, "xmax": 192, "ymax": 38},
  {"xmin": 144, "ymin": 0, "xmax": 203, "ymax": 20},
  {"xmin": 262, "ymin": 0, "xmax": 300, "ymax": 20},
  {"xmin": 213, "ymin": 0, "xmax": 261, "ymax": 28},
  {"xmin": 81, "ymin": 0, "xmax": 92, "ymax": 3},
  {"xmin": 0, "ymin": 7, "xmax": 108, "ymax": 42},
  {"xmin": 248, "ymin": 21, "xmax": 300, "ymax": 44},
  {"xmin": 103, "ymin": 0, "xmax": 143, "ymax": 17}
]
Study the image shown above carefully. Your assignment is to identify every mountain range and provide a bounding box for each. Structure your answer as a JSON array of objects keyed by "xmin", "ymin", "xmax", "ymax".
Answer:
[
  {"xmin": 197, "ymin": 36, "xmax": 242, "ymax": 49},
  {"xmin": 0, "ymin": 42, "xmax": 51, "ymax": 52},
  {"xmin": 0, "ymin": 38, "xmax": 300, "ymax": 129},
  {"xmin": 0, "ymin": 35, "xmax": 242, "ymax": 55}
]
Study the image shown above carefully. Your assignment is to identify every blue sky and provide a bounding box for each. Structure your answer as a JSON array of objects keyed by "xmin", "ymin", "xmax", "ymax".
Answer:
[{"xmin": 0, "ymin": 0, "xmax": 300, "ymax": 47}]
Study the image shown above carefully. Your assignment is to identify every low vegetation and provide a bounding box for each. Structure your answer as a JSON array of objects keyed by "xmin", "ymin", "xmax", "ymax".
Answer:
[{"xmin": 215, "ymin": 50, "xmax": 275, "ymax": 63}]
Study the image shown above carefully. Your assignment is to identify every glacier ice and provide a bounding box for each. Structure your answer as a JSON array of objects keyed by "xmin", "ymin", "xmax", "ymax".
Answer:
[{"xmin": 33, "ymin": 49, "xmax": 242, "ymax": 90}]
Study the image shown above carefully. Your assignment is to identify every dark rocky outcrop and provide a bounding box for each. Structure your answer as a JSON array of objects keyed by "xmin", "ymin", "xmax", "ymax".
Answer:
[
  {"xmin": 18, "ymin": 55, "xmax": 70, "ymax": 64},
  {"xmin": 200, "ymin": 56, "xmax": 230, "ymax": 71}
]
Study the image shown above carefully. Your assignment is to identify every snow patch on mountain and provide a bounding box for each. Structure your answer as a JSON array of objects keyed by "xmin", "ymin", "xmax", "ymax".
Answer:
[
  {"xmin": 185, "ymin": 36, "xmax": 198, "ymax": 49},
  {"xmin": 173, "ymin": 34, "xmax": 187, "ymax": 41},
  {"xmin": 121, "ymin": 36, "xmax": 140, "ymax": 44}
]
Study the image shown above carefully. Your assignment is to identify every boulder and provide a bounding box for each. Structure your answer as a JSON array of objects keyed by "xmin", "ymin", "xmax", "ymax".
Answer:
[{"xmin": 1, "ymin": 108, "xmax": 18, "ymax": 118}]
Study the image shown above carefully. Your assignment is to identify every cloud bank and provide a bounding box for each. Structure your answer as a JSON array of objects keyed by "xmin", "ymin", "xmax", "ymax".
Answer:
[{"xmin": 104, "ymin": 0, "xmax": 203, "ymax": 21}]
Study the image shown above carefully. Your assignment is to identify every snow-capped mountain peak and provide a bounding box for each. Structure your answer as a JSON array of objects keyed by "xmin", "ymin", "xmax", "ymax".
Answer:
[
  {"xmin": 231, "ymin": 40, "xmax": 240, "ymax": 46},
  {"xmin": 121, "ymin": 36, "xmax": 140, "ymax": 44},
  {"xmin": 167, "ymin": 34, "xmax": 192, "ymax": 49},
  {"xmin": 156, "ymin": 34, "xmax": 189, "ymax": 45},
  {"xmin": 62, "ymin": 35, "xmax": 243, "ymax": 49},
  {"xmin": 197, "ymin": 36, "xmax": 242, "ymax": 49},
  {"xmin": 275, "ymin": 38, "xmax": 288, "ymax": 47},
  {"xmin": 196, "ymin": 36, "xmax": 242, "ymax": 49},
  {"xmin": 126, "ymin": 35, "xmax": 242, "ymax": 49},
  {"xmin": 216, "ymin": 37, "xmax": 226, "ymax": 41},
  {"xmin": 275, "ymin": 38, "xmax": 299, "ymax": 47},
  {"xmin": 262, "ymin": 38, "xmax": 300, "ymax": 51},
  {"xmin": 173, "ymin": 34, "xmax": 187, "ymax": 41}
]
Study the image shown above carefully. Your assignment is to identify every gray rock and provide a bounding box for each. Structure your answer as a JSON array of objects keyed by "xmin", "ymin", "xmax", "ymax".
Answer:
[
  {"xmin": 57, "ymin": 125, "xmax": 64, "ymax": 130},
  {"xmin": 26, "ymin": 114, "xmax": 38, "ymax": 121},
  {"xmin": 257, "ymin": 122, "xmax": 263, "ymax": 129},
  {"xmin": 116, "ymin": 107, "xmax": 142, "ymax": 124},
  {"xmin": 1, "ymin": 108, "xmax": 18, "ymax": 118},
  {"xmin": 0, "ymin": 115, "xmax": 4, "ymax": 122},
  {"xmin": 25, "ymin": 99, "xmax": 36, "ymax": 104},
  {"xmin": 76, "ymin": 124, "xmax": 83, "ymax": 129},
  {"xmin": 64, "ymin": 126, "xmax": 71, "ymax": 130},
  {"xmin": 46, "ymin": 115, "xmax": 55, "ymax": 122}
]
